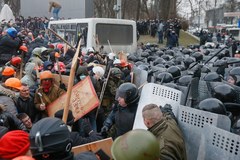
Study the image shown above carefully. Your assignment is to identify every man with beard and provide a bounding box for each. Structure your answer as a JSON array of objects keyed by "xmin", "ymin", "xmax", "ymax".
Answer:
[{"xmin": 34, "ymin": 71, "xmax": 65, "ymax": 118}]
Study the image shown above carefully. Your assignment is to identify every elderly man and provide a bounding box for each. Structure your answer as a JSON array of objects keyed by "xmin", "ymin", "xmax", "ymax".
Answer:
[
  {"xmin": 16, "ymin": 83, "xmax": 40, "ymax": 122},
  {"xmin": 142, "ymin": 103, "xmax": 187, "ymax": 160}
]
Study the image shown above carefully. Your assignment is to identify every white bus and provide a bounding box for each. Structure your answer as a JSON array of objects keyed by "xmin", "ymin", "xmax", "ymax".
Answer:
[{"xmin": 48, "ymin": 18, "xmax": 137, "ymax": 53}]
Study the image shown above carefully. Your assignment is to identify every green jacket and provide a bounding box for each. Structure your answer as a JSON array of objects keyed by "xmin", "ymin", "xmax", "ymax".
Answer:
[{"xmin": 149, "ymin": 115, "xmax": 187, "ymax": 160}]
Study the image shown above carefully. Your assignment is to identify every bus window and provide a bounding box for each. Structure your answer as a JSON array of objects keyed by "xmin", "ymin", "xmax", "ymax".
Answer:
[
  {"xmin": 77, "ymin": 23, "xmax": 88, "ymax": 47},
  {"xmin": 96, "ymin": 24, "xmax": 133, "ymax": 45}
]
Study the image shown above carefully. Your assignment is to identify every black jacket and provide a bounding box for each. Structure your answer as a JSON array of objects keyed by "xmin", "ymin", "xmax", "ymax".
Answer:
[
  {"xmin": 104, "ymin": 97, "xmax": 139, "ymax": 138},
  {"xmin": 16, "ymin": 95, "xmax": 41, "ymax": 122},
  {"xmin": 0, "ymin": 35, "xmax": 21, "ymax": 65},
  {"xmin": 0, "ymin": 111, "xmax": 27, "ymax": 131},
  {"xmin": 70, "ymin": 131, "xmax": 103, "ymax": 147}
]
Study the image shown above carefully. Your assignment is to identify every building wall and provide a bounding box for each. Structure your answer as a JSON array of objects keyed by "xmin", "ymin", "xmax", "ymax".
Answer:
[{"xmin": 20, "ymin": 0, "xmax": 94, "ymax": 19}]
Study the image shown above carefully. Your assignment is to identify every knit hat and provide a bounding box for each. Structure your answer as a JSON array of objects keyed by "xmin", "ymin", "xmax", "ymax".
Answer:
[{"xmin": 0, "ymin": 130, "xmax": 30, "ymax": 159}]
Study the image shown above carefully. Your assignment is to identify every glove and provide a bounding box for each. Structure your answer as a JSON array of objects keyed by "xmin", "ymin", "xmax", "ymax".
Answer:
[
  {"xmin": 101, "ymin": 126, "xmax": 109, "ymax": 134},
  {"xmin": 59, "ymin": 82, "xmax": 67, "ymax": 91},
  {"xmin": 82, "ymin": 118, "xmax": 93, "ymax": 136}
]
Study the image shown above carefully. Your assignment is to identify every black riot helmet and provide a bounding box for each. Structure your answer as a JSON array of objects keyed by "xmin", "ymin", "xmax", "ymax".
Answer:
[
  {"xmin": 165, "ymin": 50, "xmax": 175, "ymax": 56},
  {"xmin": 135, "ymin": 61, "xmax": 144, "ymax": 66},
  {"xmin": 203, "ymin": 72, "xmax": 222, "ymax": 82},
  {"xmin": 161, "ymin": 55, "xmax": 170, "ymax": 61},
  {"xmin": 213, "ymin": 84, "xmax": 237, "ymax": 103},
  {"xmin": 138, "ymin": 64, "xmax": 149, "ymax": 71},
  {"xmin": 201, "ymin": 65, "xmax": 211, "ymax": 73},
  {"xmin": 116, "ymin": 83, "xmax": 139, "ymax": 104},
  {"xmin": 178, "ymin": 75, "xmax": 192, "ymax": 86},
  {"xmin": 184, "ymin": 57, "xmax": 195, "ymax": 68},
  {"xmin": 156, "ymin": 72, "xmax": 173, "ymax": 83},
  {"xmin": 141, "ymin": 51, "xmax": 149, "ymax": 58},
  {"xmin": 128, "ymin": 54, "xmax": 138, "ymax": 62},
  {"xmin": 191, "ymin": 52, "xmax": 203, "ymax": 62},
  {"xmin": 167, "ymin": 66, "xmax": 181, "ymax": 79},
  {"xmin": 147, "ymin": 56, "xmax": 157, "ymax": 62},
  {"xmin": 229, "ymin": 67, "xmax": 240, "ymax": 76},
  {"xmin": 197, "ymin": 98, "xmax": 227, "ymax": 115},
  {"xmin": 29, "ymin": 117, "xmax": 73, "ymax": 158},
  {"xmin": 164, "ymin": 61, "xmax": 175, "ymax": 68},
  {"xmin": 153, "ymin": 58, "xmax": 166, "ymax": 66},
  {"xmin": 182, "ymin": 48, "xmax": 192, "ymax": 55},
  {"xmin": 204, "ymin": 49, "xmax": 210, "ymax": 55},
  {"xmin": 155, "ymin": 50, "xmax": 164, "ymax": 57}
]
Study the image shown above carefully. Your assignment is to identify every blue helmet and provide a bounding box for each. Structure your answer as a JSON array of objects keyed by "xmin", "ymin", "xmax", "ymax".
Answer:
[{"xmin": 7, "ymin": 27, "xmax": 17, "ymax": 38}]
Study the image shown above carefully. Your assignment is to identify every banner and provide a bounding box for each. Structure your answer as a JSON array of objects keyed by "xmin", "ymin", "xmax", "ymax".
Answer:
[{"xmin": 47, "ymin": 76, "xmax": 99, "ymax": 121}]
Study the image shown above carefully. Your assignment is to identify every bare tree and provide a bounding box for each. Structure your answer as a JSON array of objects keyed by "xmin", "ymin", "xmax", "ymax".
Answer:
[{"xmin": 4, "ymin": 0, "xmax": 20, "ymax": 17}]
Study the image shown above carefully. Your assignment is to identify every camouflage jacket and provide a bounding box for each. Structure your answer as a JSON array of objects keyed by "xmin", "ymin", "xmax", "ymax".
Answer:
[{"xmin": 149, "ymin": 115, "xmax": 187, "ymax": 160}]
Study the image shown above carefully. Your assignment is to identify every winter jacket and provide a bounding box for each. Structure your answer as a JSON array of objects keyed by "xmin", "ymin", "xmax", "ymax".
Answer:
[
  {"xmin": 21, "ymin": 62, "xmax": 36, "ymax": 88},
  {"xmin": 104, "ymin": 97, "xmax": 139, "ymax": 138},
  {"xmin": 149, "ymin": 114, "xmax": 187, "ymax": 160},
  {"xmin": 0, "ymin": 35, "xmax": 21, "ymax": 66},
  {"xmin": 34, "ymin": 84, "xmax": 65, "ymax": 110},
  {"xmin": 0, "ymin": 105, "xmax": 27, "ymax": 131},
  {"xmin": 0, "ymin": 85, "xmax": 18, "ymax": 116},
  {"xmin": 16, "ymin": 94, "xmax": 41, "ymax": 123}
]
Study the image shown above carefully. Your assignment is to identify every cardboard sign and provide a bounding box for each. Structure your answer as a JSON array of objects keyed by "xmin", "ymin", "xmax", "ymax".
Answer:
[
  {"xmin": 52, "ymin": 73, "xmax": 69, "ymax": 88},
  {"xmin": 72, "ymin": 138, "xmax": 113, "ymax": 159},
  {"xmin": 47, "ymin": 76, "xmax": 99, "ymax": 121}
]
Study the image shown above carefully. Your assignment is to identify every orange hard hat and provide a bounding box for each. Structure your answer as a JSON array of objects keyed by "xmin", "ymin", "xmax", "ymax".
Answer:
[
  {"xmin": 54, "ymin": 52, "xmax": 60, "ymax": 58},
  {"xmin": 4, "ymin": 78, "xmax": 23, "ymax": 90},
  {"xmin": 2, "ymin": 67, "xmax": 15, "ymax": 76},
  {"xmin": 19, "ymin": 45, "xmax": 28, "ymax": 52},
  {"xmin": 39, "ymin": 70, "xmax": 53, "ymax": 80},
  {"xmin": 10, "ymin": 57, "xmax": 22, "ymax": 66}
]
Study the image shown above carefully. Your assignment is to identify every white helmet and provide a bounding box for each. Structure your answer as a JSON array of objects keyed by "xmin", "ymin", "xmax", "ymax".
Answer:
[
  {"xmin": 113, "ymin": 59, "xmax": 121, "ymax": 65},
  {"xmin": 93, "ymin": 66, "xmax": 105, "ymax": 78},
  {"xmin": 88, "ymin": 47, "xmax": 95, "ymax": 53},
  {"xmin": 108, "ymin": 52, "xmax": 116, "ymax": 60}
]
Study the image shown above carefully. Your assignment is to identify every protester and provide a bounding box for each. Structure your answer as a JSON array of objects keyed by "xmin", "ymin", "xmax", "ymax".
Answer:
[
  {"xmin": 49, "ymin": 1, "xmax": 62, "ymax": 20},
  {"xmin": 17, "ymin": 113, "xmax": 33, "ymax": 132},
  {"xmin": 34, "ymin": 70, "xmax": 65, "ymax": 117},
  {"xmin": 142, "ymin": 103, "xmax": 187, "ymax": 160},
  {"xmin": 0, "ymin": 77, "xmax": 23, "ymax": 115},
  {"xmin": 54, "ymin": 109, "xmax": 103, "ymax": 146},
  {"xmin": 0, "ymin": 104, "xmax": 27, "ymax": 131},
  {"xmin": 0, "ymin": 27, "xmax": 21, "ymax": 66}
]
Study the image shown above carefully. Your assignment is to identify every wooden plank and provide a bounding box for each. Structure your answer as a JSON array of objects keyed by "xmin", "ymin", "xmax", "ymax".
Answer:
[
  {"xmin": 47, "ymin": 76, "xmax": 100, "ymax": 121},
  {"xmin": 72, "ymin": 138, "xmax": 113, "ymax": 159}
]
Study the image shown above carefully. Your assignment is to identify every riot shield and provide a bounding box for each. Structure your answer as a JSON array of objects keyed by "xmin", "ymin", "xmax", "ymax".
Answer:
[
  {"xmin": 197, "ymin": 124, "xmax": 240, "ymax": 160},
  {"xmin": 178, "ymin": 105, "xmax": 231, "ymax": 160},
  {"xmin": 133, "ymin": 67, "xmax": 148, "ymax": 89},
  {"xmin": 133, "ymin": 83, "xmax": 182, "ymax": 130}
]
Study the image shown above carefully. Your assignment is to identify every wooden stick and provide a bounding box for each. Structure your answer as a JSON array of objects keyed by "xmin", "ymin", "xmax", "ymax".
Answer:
[
  {"xmin": 62, "ymin": 39, "xmax": 81, "ymax": 123},
  {"xmin": 107, "ymin": 40, "xmax": 114, "ymax": 53},
  {"xmin": 19, "ymin": 51, "xmax": 24, "ymax": 79},
  {"xmin": 48, "ymin": 28, "xmax": 76, "ymax": 51}
]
